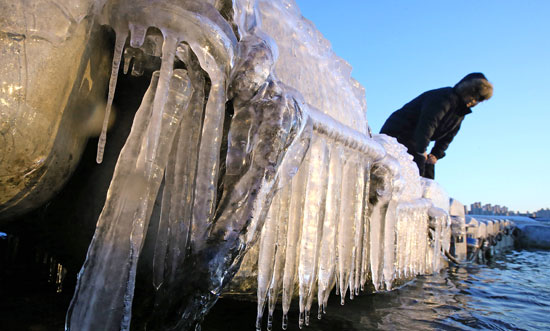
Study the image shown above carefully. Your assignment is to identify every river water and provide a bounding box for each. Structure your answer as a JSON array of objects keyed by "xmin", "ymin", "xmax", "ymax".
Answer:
[
  {"xmin": 204, "ymin": 249, "xmax": 550, "ymax": 331},
  {"xmin": 1, "ymin": 235, "xmax": 548, "ymax": 330}
]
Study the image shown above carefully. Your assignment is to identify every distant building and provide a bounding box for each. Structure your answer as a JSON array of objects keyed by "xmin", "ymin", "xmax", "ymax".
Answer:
[
  {"xmin": 536, "ymin": 208, "xmax": 550, "ymax": 218},
  {"xmin": 467, "ymin": 201, "xmax": 533, "ymax": 216}
]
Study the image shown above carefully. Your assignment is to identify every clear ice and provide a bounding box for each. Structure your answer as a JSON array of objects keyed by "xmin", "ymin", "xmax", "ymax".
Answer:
[
  {"xmin": 54, "ymin": 0, "xmax": 456, "ymax": 330},
  {"xmin": 67, "ymin": 69, "xmax": 193, "ymax": 330}
]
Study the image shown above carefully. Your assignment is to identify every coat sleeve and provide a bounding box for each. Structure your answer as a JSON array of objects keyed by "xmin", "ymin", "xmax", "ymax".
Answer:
[
  {"xmin": 413, "ymin": 95, "xmax": 450, "ymax": 155},
  {"xmin": 430, "ymin": 121, "xmax": 462, "ymax": 159}
]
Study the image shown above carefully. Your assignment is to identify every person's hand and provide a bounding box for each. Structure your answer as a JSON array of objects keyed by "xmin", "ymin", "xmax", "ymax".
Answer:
[
  {"xmin": 423, "ymin": 152, "xmax": 428, "ymax": 160},
  {"xmin": 426, "ymin": 154, "xmax": 438, "ymax": 165}
]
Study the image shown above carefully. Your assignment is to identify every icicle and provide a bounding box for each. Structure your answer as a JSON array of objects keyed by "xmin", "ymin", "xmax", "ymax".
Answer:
[
  {"xmin": 281, "ymin": 152, "xmax": 308, "ymax": 323},
  {"xmin": 337, "ymin": 151, "xmax": 357, "ymax": 303},
  {"xmin": 436, "ymin": 213, "xmax": 444, "ymax": 271},
  {"xmin": 422, "ymin": 211, "xmax": 429, "ymax": 272},
  {"xmin": 152, "ymin": 57, "xmax": 205, "ymax": 291},
  {"xmin": 369, "ymin": 164, "xmax": 391, "ymax": 292},
  {"xmin": 267, "ymin": 184, "xmax": 291, "ymax": 329},
  {"xmin": 256, "ymin": 192, "xmax": 280, "ymax": 331},
  {"xmin": 67, "ymin": 69, "xmax": 193, "ymax": 331},
  {"xmin": 396, "ymin": 207, "xmax": 403, "ymax": 278},
  {"xmin": 189, "ymin": 55, "xmax": 227, "ymax": 249},
  {"xmin": 352, "ymin": 156, "xmax": 366, "ymax": 296},
  {"xmin": 317, "ymin": 144, "xmax": 343, "ymax": 313},
  {"xmin": 298, "ymin": 136, "xmax": 329, "ymax": 325},
  {"xmin": 282, "ymin": 314, "xmax": 289, "ymax": 330},
  {"xmin": 144, "ymin": 34, "xmax": 178, "ymax": 168},
  {"xmin": 415, "ymin": 208, "xmax": 425, "ymax": 275},
  {"xmin": 418, "ymin": 208, "xmax": 425, "ymax": 274},
  {"xmin": 396, "ymin": 206, "xmax": 407, "ymax": 278},
  {"xmin": 369, "ymin": 206, "xmax": 381, "ymax": 290},
  {"xmin": 152, "ymin": 129, "xmax": 178, "ymax": 290},
  {"xmin": 323, "ymin": 248, "xmax": 339, "ymax": 310},
  {"xmin": 425, "ymin": 209, "xmax": 434, "ymax": 274},
  {"xmin": 431, "ymin": 210, "xmax": 443, "ymax": 272},
  {"xmin": 360, "ymin": 159, "xmax": 372, "ymax": 290},
  {"xmin": 414, "ymin": 207, "xmax": 421, "ymax": 274},
  {"xmin": 96, "ymin": 29, "xmax": 127, "ymax": 164},
  {"xmin": 411, "ymin": 209, "xmax": 417, "ymax": 276},
  {"xmin": 412, "ymin": 209, "xmax": 417, "ymax": 276},
  {"xmin": 404, "ymin": 209, "xmax": 415, "ymax": 277},
  {"xmin": 383, "ymin": 198, "xmax": 398, "ymax": 291},
  {"xmin": 129, "ymin": 23, "xmax": 147, "ymax": 48}
]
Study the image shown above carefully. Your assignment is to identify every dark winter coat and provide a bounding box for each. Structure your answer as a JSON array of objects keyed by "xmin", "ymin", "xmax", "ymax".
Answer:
[{"xmin": 380, "ymin": 87, "xmax": 472, "ymax": 160}]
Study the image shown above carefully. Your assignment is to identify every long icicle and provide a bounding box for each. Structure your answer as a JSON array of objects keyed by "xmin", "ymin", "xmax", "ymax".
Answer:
[
  {"xmin": 153, "ymin": 126, "xmax": 180, "ymax": 289},
  {"xmin": 255, "ymin": 193, "xmax": 280, "ymax": 331},
  {"xmin": 281, "ymin": 152, "xmax": 308, "ymax": 330},
  {"xmin": 299, "ymin": 136, "xmax": 329, "ymax": 327},
  {"xmin": 67, "ymin": 68, "xmax": 193, "ymax": 331},
  {"xmin": 337, "ymin": 151, "xmax": 356, "ymax": 304},
  {"xmin": 96, "ymin": 29, "xmax": 128, "ymax": 164},
  {"xmin": 267, "ymin": 184, "xmax": 291, "ymax": 331},
  {"xmin": 351, "ymin": 156, "xmax": 365, "ymax": 297},
  {"xmin": 317, "ymin": 144, "xmax": 342, "ymax": 317},
  {"xmin": 144, "ymin": 34, "xmax": 178, "ymax": 168},
  {"xmin": 359, "ymin": 158, "xmax": 372, "ymax": 291},
  {"xmin": 152, "ymin": 55, "xmax": 205, "ymax": 295},
  {"xmin": 383, "ymin": 198, "xmax": 398, "ymax": 290}
]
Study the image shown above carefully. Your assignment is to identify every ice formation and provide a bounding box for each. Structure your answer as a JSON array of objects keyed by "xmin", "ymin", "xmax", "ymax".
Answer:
[
  {"xmin": 0, "ymin": 0, "xmax": 455, "ymax": 330},
  {"xmin": 229, "ymin": 132, "xmax": 453, "ymax": 329}
]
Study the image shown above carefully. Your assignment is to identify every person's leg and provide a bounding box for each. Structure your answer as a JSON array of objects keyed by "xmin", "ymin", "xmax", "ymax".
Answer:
[
  {"xmin": 379, "ymin": 133, "xmax": 430, "ymax": 178},
  {"xmin": 423, "ymin": 163, "xmax": 435, "ymax": 179},
  {"xmin": 398, "ymin": 140, "xmax": 427, "ymax": 177}
]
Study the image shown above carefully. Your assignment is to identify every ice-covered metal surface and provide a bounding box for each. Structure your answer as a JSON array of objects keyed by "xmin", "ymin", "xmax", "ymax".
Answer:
[{"xmin": 0, "ymin": 0, "xmax": 111, "ymax": 220}]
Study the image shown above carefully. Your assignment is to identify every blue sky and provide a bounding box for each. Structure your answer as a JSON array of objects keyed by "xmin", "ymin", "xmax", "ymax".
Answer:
[{"xmin": 294, "ymin": 0, "xmax": 550, "ymax": 213}]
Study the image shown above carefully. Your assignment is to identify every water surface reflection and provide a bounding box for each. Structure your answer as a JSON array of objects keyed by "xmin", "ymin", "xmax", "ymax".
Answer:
[{"xmin": 204, "ymin": 250, "xmax": 550, "ymax": 331}]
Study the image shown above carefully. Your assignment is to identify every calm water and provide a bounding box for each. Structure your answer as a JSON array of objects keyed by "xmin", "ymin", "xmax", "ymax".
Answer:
[
  {"xmin": 204, "ymin": 250, "xmax": 550, "ymax": 331},
  {"xmin": 1, "ymin": 242, "xmax": 548, "ymax": 330}
]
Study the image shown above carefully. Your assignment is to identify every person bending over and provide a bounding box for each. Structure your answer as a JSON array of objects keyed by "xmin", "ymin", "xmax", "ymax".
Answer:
[{"xmin": 380, "ymin": 73, "xmax": 493, "ymax": 179}]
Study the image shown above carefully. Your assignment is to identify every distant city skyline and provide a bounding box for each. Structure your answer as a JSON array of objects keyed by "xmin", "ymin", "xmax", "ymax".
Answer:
[{"xmin": 468, "ymin": 201, "xmax": 550, "ymax": 218}]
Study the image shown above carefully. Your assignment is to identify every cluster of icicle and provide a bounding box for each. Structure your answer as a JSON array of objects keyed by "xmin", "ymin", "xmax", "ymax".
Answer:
[
  {"xmin": 67, "ymin": 0, "xmax": 241, "ymax": 330},
  {"xmin": 65, "ymin": 0, "xmax": 453, "ymax": 330},
  {"xmin": 66, "ymin": 0, "xmax": 345, "ymax": 329},
  {"xmin": 229, "ymin": 134, "xmax": 453, "ymax": 330}
]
